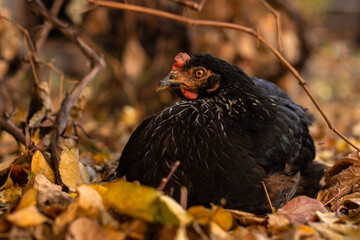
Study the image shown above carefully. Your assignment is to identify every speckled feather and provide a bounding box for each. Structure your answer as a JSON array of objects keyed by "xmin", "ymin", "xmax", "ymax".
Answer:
[{"xmin": 116, "ymin": 53, "xmax": 322, "ymax": 214}]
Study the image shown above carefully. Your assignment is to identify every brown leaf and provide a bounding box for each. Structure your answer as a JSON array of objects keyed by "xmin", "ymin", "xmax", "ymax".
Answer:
[
  {"xmin": 66, "ymin": 217, "xmax": 110, "ymax": 240},
  {"xmin": 227, "ymin": 209, "xmax": 267, "ymax": 226},
  {"xmin": 310, "ymin": 222, "xmax": 360, "ymax": 240},
  {"xmin": 267, "ymin": 214, "xmax": 290, "ymax": 229},
  {"xmin": 276, "ymin": 196, "xmax": 327, "ymax": 224},
  {"xmin": 324, "ymin": 157, "xmax": 360, "ymax": 188},
  {"xmin": 54, "ymin": 185, "xmax": 104, "ymax": 234}
]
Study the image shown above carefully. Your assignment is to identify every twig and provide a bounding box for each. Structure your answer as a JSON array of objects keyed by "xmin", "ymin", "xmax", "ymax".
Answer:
[
  {"xmin": 0, "ymin": 16, "xmax": 40, "ymax": 84},
  {"xmin": 88, "ymin": 0, "xmax": 360, "ymax": 152},
  {"xmin": 261, "ymin": 181, "xmax": 275, "ymax": 213},
  {"xmin": 0, "ymin": 116, "xmax": 34, "ymax": 149},
  {"xmin": 29, "ymin": 0, "xmax": 106, "ymax": 184},
  {"xmin": 35, "ymin": 0, "xmax": 65, "ymax": 51},
  {"xmin": 323, "ymin": 188, "xmax": 341, "ymax": 217},
  {"xmin": 259, "ymin": 0, "xmax": 283, "ymax": 51},
  {"xmin": 180, "ymin": 186, "xmax": 188, "ymax": 209},
  {"xmin": 157, "ymin": 161, "xmax": 181, "ymax": 191},
  {"xmin": 171, "ymin": 0, "xmax": 207, "ymax": 11}
]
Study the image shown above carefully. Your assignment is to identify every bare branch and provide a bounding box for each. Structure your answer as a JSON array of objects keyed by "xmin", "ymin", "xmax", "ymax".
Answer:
[
  {"xmin": 259, "ymin": 0, "xmax": 283, "ymax": 51},
  {"xmin": 0, "ymin": 116, "xmax": 34, "ymax": 149},
  {"xmin": 171, "ymin": 0, "xmax": 207, "ymax": 11},
  {"xmin": 88, "ymin": 0, "xmax": 360, "ymax": 152},
  {"xmin": 157, "ymin": 161, "xmax": 181, "ymax": 191},
  {"xmin": 28, "ymin": 0, "xmax": 106, "ymax": 184}
]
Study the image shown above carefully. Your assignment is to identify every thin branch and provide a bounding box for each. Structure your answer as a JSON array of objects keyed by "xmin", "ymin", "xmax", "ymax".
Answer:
[
  {"xmin": 28, "ymin": 0, "xmax": 106, "ymax": 184},
  {"xmin": 0, "ymin": 117, "xmax": 34, "ymax": 149},
  {"xmin": 88, "ymin": 0, "xmax": 360, "ymax": 152},
  {"xmin": 0, "ymin": 16, "xmax": 40, "ymax": 84},
  {"xmin": 36, "ymin": 0, "xmax": 65, "ymax": 51},
  {"xmin": 171, "ymin": 0, "xmax": 207, "ymax": 11},
  {"xmin": 261, "ymin": 181, "xmax": 275, "ymax": 213},
  {"xmin": 157, "ymin": 161, "xmax": 181, "ymax": 191},
  {"xmin": 259, "ymin": 0, "xmax": 283, "ymax": 51}
]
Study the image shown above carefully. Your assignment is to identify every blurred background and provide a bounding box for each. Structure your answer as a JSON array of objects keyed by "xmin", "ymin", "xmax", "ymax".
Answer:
[{"xmin": 1, "ymin": 0, "xmax": 360, "ymax": 164}]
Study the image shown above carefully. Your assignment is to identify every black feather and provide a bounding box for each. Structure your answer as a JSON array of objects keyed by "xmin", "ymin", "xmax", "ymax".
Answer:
[{"xmin": 116, "ymin": 53, "xmax": 324, "ymax": 214}]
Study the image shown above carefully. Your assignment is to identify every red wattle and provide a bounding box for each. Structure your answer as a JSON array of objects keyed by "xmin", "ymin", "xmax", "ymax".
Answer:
[{"xmin": 181, "ymin": 89, "xmax": 198, "ymax": 99}]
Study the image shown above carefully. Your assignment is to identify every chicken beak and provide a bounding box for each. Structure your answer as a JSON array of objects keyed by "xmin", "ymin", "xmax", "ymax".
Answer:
[{"xmin": 156, "ymin": 74, "xmax": 184, "ymax": 92}]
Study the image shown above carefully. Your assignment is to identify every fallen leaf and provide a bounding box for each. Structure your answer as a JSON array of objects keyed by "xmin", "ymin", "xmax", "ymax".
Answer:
[
  {"xmin": 0, "ymin": 168, "xmax": 14, "ymax": 190},
  {"xmin": 310, "ymin": 222, "xmax": 360, "ymax": 240},
  {"xmin": 67, "ymin": 217, "xmax": 110, "ymax": 240},
  {"xmin": 156, "ymin": 195, "xmax": 192, "ymax": 226},
  {"xmin": 54, "ymin": 185, "xmax": 104, "ymax": 234},
  {"xmin": 31, "ymin": 150, "xmax": 55, "ymax": 183},
  {"xmin": 267, "ymin": 214, "xmax": 290, "ymax": 229},
  {"xmin": 7, "ymin": 205, "xmax": 47, "ymax": 227},
  {"xmin": 227, "ymin": 209, "xmax": 267, "ymax": 226},
  {"xmin": 0, "ymin": 184, "xmax": 22, "ymax": 207},
  {"xmin": 59, "ymin": 146, "xmax": 85, "ymax": 191},
  {"xmin": 276, "ymin": 196, "xmax": 327, "ymax": 224},
  {"xmin": 31, "ymin": 173, "xmax": 62, "ymax": 192},
  {"xmin": 105, "ymin": 181, "xmax": 160, "ymax": 222},
  {"xmin": 212, "ymin": 206, "xmax": 233, "ymax": 231},
  {"xmin": 188, "ymin": 205, "xmax": 211, "ymax": 224},
  {"xmin": 15, "ymin": 188, "xmax": 38, "ymax": 211},
  {"xmin": 316, "ymin": 211, "xmax": 347, "ymax": 224}
]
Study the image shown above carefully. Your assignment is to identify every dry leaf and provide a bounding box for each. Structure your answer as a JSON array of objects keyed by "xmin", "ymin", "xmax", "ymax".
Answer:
[
  {"xmin": 105, "ymin": 181, "xmax": 161, "ymax": 222},
  {"xmin": 188, "ymin": 205, "xmax": 233, "ymax": 231},
  {"xmin": 276, "ymin": 196, "xmax": 327, "ymax": 224},
  {"xmin": 0, "ymin": 184, "xmax": 22, "ymax": 207},
  {"xmin": 188, "ymin": 205, "xmax": 211, "ymax": 224},
  {"xmin": 54, "ymin": 185, "xmax": 104, "ymax": 234},
  {"xmin": 157, "ymin": 195, "xmax": 192, "ymax": 226},
  {"xmin": 15, "ymin": 188, "xmax": 38, "ymax": 211},
  {"xmin": 267, "ymin": 214, "xmax": 290, "ymax": 229},
  {"xmin": 7, "ymin": 205, "xmax": 47, "ymax": 227},
  {"xmin": 316, "ymin": 211, "xmax": 346, "ymax": 224},
  {"xmin": 66, "ymin": 217, "xmax": 110, "ymax": 240},
  {"xmin": 31, "ymin": 150, "xmax": 55, "ymax": 183},
  {"xmin": 0, "ymin": 168, "xmax": 14, "ymax": 190},
  {"xmin": 59, "ymin": 146, "xmax": 85, "ymax": 191},
  {"xmin": 310, "ymin": 222, "xmax": 360, "ymax": 240},
  {"xmin": 212, "ymin": 206, "xmax": 233, "ymax": 231},
  {"xmin": 227, "ymin": 209, "xmax": 267, "ymax": 226}
]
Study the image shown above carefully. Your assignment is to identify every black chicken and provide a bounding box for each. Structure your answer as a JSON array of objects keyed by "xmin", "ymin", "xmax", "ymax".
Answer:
[{"xmin": 116, "ymin": 53, "xmax": 324, "ymax": 214}]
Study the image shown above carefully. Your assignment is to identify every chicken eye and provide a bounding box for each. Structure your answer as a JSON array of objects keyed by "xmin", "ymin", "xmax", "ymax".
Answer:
[{"xmin": 193, "ymin": 68, "xmax": 205, "ymax": 79}]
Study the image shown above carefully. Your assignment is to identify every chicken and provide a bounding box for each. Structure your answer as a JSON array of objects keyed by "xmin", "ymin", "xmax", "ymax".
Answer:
[{"xmin": 116, "ymin": 53, "xmax": 324, "ymax": 214}]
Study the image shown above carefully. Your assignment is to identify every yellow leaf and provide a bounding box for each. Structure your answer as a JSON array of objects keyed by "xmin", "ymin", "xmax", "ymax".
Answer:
[
  {"xmin": 7, "ymin": 205, "xmax": 47, "ymax": 227},
  {"xmin": 105, "ymin": 181, "xmax": 161, "ymax": 222},
  {"xmin": 31, "ymin": 150, "xmax": 55, "ymax": 183},
  {"xmin": 0, "ymin": 184, "xmax": 22, "ymax": 207},
  {"xmin": 188, "ymin": 205, "xmax": 211, "ymax": 224},
  {"xmin": 0, "ymin": 169, "xmax": 14, "ymax": 191},
  {"xmin": 16, "ymin": 188, "xmax": 38, "ymax": 211},
  {"xmin": 156, "ymin": 195, "xmax": 192, "ymax": 226},
  {"xmin": 88, "ymin": 184, "xmax": 108, "ymax": 208},
  {"xmin": 59, "ymin": 146, "xmax": 84, "ymax": 191},
  {"xmin": 212, "ymin": 206, "xmax": 233, "ymax": 231}
]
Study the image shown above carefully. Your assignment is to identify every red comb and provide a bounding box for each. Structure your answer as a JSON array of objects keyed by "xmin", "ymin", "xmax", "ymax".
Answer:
[{"xmin": 172, "ymin": 53, "xmax": 190, "ymax": 71}]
